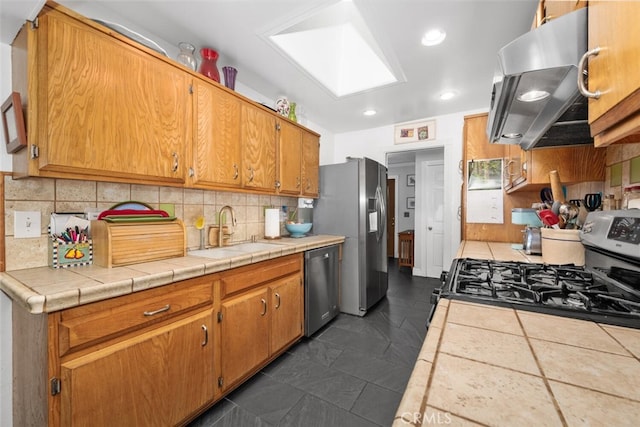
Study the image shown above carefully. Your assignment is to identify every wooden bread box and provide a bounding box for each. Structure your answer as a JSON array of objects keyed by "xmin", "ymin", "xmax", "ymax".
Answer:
[{"xmin": 91, "ymin": 219, "xmax": 186, "ymax": 267}]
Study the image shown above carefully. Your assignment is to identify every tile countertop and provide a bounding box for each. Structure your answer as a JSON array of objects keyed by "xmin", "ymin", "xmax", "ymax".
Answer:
[
  {"xmin": 0, "ymin": 235, "xmax": 344, "ymax": 314},
  {"xmin": 394, "ymin": 241, "xmax": 640, "ymax": 426}
]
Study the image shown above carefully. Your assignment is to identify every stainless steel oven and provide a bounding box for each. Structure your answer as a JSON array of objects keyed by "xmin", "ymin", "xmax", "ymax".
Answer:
[{"xmin": 430, "ymin": 210, "xmax": 640, "ymax": 329}]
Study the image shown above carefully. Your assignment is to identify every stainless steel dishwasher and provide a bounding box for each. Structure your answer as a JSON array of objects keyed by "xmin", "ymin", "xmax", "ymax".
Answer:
[{"xmin": 304, "ymin": 244, "xmax": 340, "ymax": 336}]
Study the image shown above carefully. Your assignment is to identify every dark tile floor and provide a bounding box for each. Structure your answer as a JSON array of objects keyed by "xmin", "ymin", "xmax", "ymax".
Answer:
[{"xmin": 189, "ymin": 259, "xmax": 441, "ymax": 427}]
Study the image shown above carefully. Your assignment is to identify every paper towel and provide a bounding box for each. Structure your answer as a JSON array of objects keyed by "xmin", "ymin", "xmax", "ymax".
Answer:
[{"xmin": 265, "ymin": 209, "xmax": 280, "ymax": 238}]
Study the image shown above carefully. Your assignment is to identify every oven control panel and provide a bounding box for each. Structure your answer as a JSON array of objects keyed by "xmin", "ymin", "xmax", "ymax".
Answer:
[
  {"xmin": 581, "ymin": 210, "xmax": 640, "ymax": 261},
  {"xmin": 607, "ymin": 217, "xmax": 640, "ymax": 245}
]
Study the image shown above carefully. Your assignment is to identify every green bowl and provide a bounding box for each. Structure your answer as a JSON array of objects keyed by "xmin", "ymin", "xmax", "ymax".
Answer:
[{"xmin": 285, "ymin": 222, "xmax": 312, "ymax": 238}]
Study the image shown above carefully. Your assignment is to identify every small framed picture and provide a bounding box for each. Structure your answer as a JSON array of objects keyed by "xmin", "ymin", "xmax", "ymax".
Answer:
[
  {"xmin": 407, "ymin": 174, "xmax": 415, "ymax": 186},
  {"xmin": 394, "ymin": 119, "xmax": 436, "ymax": 144},
  {"xmin": 407, "ymin": 197, "xmax": 415, "ymax": 209},
  {"xmin": 1, "ymin": 92, "xmax": 27, "ymax": 154}
]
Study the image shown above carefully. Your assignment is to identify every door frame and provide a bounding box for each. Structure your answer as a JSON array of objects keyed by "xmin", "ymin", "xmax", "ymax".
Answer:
[{"xmin": 387, "ymin": 175, "xmax": 398, "ymax": 258}]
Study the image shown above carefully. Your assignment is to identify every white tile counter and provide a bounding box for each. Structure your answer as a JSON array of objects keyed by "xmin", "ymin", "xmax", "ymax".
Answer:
[
  {"xmin": 394, "ymin": 240, "xmax": 640, "ymax": 426},
  {"xmin": 0, "ymin": 235, "xmax": 344, "ymax": 314}
]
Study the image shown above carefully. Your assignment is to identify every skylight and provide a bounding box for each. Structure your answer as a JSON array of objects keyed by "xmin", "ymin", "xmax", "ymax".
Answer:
[{"xmin": 266, "ymin": 1, "xmax": 399, "ymax": 97}]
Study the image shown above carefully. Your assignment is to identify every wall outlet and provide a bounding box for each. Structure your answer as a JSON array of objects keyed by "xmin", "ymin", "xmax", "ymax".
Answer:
[{"xmin": 14, "ymin": 211, "xmax": 41, "ymax": 238}]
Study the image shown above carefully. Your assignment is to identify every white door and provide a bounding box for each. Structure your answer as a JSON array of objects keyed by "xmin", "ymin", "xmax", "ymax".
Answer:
[{"xmin": 424, "ymin": 161, "xmax": 444, "ymax": 277}]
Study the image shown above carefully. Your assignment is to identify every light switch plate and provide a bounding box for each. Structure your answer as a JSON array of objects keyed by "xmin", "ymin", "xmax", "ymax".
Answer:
[{"xmin": 14, "ymin": 211, "xmax": 41, "ymax": 238}]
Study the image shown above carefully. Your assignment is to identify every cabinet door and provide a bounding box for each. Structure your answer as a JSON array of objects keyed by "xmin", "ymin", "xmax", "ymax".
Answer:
[
  {"xmin": 59, "ymin": 312, "xmax": 214, "ymax": 427},
  {"xmin": 270, "ymin": 274, "xmax": 303, "ymax": 355},
  {"xmin": 588, "ymin": 1, "xmax": 640, "ymax": 127},
  {"xmin": 278, "ymin": 120, "xmax": 302, "ymax": 195},
  {"xmin": 192, "ymin": 80, "xmax": 242, "ymax": 188},
  {"xmin": 301, "ymin": 132, "xmax": 320, "ymax": 197},
  {"xmin": 36, "ymin": 11, "xmax": 189, "ymax": 183},
  {"xmin": 220, "ymin": 287, "xmax": 270, "ymax": 391},
  {"xmin": 241, "ymin": 104, "xmax": 277, "ymax": 191}
]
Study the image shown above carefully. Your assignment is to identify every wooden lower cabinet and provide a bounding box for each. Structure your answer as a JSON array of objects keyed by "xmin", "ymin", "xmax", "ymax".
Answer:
[
  {"xmin": 13, "ymin": 254, "xmax": 305, "ymax": 426},
  {"xmin": 220, "ymin": 287, "xmax": 270, "ymax": 390},
  {"xmin": 219, "ymin": 255, "xmax": 304, "ymax": 393},
  {"xmin": 59, "ymin": 311, "xmax": 215, "ymax": 426}
]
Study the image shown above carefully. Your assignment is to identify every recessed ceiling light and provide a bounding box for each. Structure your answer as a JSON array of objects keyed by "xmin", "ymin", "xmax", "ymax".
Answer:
[
  {"xmin": 517, "ymin": 90, "xmax": 550, "ymax": 102},
  {"xmin": 421, "ymin": 29, "xmax": 446, "ymax": 46},
  {"xmin": 363, "ymin": 109, "xmax": 377, "ymax": 116},
  {"xmin": 439, "ymin": 91, "xmax": 456, "ymax": 100}
]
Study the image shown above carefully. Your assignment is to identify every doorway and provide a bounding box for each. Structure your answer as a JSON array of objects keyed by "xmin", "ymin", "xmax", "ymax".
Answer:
[
  {"xmin": 386, "ymin": 178, "xmax": 396, "ymax": 257},
  {"xmin": 387, "ymin": 148, "xmax": 445, "ymax": 277}
]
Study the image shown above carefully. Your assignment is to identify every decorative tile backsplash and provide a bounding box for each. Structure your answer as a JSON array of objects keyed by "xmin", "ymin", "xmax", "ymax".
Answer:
[
  {"xmin": 3, "ymin": 176, "xmax": 297, "ymax": 271},
  {"xmin": 605, "ymin": 142, "xmax": 640, "ymax": 200}
]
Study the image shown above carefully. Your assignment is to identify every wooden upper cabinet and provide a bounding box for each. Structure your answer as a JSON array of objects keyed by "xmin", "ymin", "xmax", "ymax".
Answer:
[
  {"xmin": 277, "ymin": 120, "xmax": 303, "ymax": 195},
  {"xmin": 533, "ymin": 0, "xmax": 586, "ymax": 27},
  {"xmin": 241, "ymin": 104, "xmax": 277, "ymax": 192},
  {"xmin": 586, "ymin": 1, "xmax": 640, "ymax": 146},
  {"xmin": 191, "ymin": 80, "xmax": 242, "ymax": 188},
  {"xmin": 301, "ymin": 132, "xmax": 320, "ymax": 197},
  {"xmin": 24, "ymin": 9, "xmax": 189, "ymax": 184}
]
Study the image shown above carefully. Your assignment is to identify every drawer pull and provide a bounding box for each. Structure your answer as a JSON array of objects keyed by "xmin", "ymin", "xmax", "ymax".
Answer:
[
  {"xmin": 201, "ymin": 324, "xmax": 208, "ymax": 346},
  {"xmin": 275, "ymin": 292, "xmax": 281, "ymax": 309},
  {"xmin": 143, "ymin": 304, "xmax": 171, "ymax": 316},
  {"xmin": 260, "ymin": 298, "xmax": 267, "ymax": 316}
]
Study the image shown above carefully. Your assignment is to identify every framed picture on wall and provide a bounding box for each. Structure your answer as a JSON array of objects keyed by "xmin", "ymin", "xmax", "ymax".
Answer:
[
  {"xmin": 394, "ymin": 119, "xmax": 436, "ymax": 144},
  {"xmin": 407, "ymin": 197, "xmax": 415, "ymax": 209},
  {"xmin": 1, "ymin": 92, "xmax": 28, "ymax": 154},
  {"xmin": 407, "ymin": 174, "xmax": 415, "ymax": 186}
]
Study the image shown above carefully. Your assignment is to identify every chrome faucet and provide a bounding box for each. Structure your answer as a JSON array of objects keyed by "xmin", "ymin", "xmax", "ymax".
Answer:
[{"xmin": 217, "ymin": 205, "xmax": 237, "ymax": 247}]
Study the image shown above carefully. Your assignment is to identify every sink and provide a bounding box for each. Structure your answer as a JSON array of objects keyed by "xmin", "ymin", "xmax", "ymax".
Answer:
[
  {"xmin": 226, "ymin": 242, "xmax": 283, "ymax": 252},
  {"xmin": 188, "ymin": 242, "xmax": 283, "ymax": 259}
]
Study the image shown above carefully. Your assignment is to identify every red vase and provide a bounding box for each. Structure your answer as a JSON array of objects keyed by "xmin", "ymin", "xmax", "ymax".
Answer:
[{"xmin": 199, "ymin": 48, "xmax": 220, "ymax": 83}]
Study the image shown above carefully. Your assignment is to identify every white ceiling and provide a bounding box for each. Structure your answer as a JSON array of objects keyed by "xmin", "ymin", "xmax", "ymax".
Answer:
[{"xmin": 0, "ymin": 0, "xmax": 538, "ymax": 134}]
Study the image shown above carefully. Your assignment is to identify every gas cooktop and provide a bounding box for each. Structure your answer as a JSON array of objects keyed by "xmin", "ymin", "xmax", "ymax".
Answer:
[{"xmin": 436, "ymin": 258, "xmax": 640, "ymax": 329}]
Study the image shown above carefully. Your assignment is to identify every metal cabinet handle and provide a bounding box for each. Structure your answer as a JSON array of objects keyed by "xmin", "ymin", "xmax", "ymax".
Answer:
[
  {"xmin": 275, "ymin": 180, "xmax": 281, "ymax": 189},
  {"xmin": 260, "ymin": 298, "xmax": 267, "ymax": 316},
  {"xmin": 248, "ymin": 167, "xmax": 254, "ymax": 182},
  {"xmin": 275, "ymin": 292, "xmax": 281, "ymax": 309},
  {"xmin": 577, "ymin": 47, "xmax": 601, "ymax": 99},
  {"xmin": 171, "ymin": 152, "xmax": 179, "ymax": 172},
  {"xmin": 296, "ymin": 177, "xmax": 301, "ymax": 188},
  {"xmin": 143, "ymin": 304, "xmax": 170, "ymax": 316},
  {"xmin": 233, "ymin": 163, "xmax": 239, "ymax": 180},
  {"xmin": 306, "ymin": 178, "xmax": 311, "ymax": 190},
  {"xmin": 201, "ymin": 324, "xmax": 208, "ymax": 346}
]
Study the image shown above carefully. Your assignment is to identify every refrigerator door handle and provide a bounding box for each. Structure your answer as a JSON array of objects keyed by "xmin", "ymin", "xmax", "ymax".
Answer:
[{"xmin": 375, "ymin": 185, "xmax": 386, "ymax": 242}]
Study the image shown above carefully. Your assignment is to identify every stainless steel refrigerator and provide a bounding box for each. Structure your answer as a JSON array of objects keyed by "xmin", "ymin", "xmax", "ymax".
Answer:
[{"xmin": 313, "ymin": 157, "xmax": 388, "ymax": 316}]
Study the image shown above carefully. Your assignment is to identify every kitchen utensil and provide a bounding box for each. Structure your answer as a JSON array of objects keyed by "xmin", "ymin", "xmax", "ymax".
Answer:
[
  {"xmin": 576, "ymin": 203, "xmax": 589, "ymax": 229},
  {"xmin": 558, "ymin": 203, "xmax": 579, "ymax": 229},
  {"xmin": 537, "ymin": 209, "xmax": 560, "ymax": 229},
  {"xmin": 522, "ymin": 226, "xmax": 542, "ymax": 255},
  {"xmin": 549, "ymin": 170, "xmax": 565, "ymax": 203},
  {"xmin": 540, "ymin": 187, "xmax": 554, "ymax": 206},
  {"xmin": 584, "ymin": 193, "xmax": 602, "ymax": 211},
  {"xmin": 551, "ymin": 200, "xmax": 561, "ymax": 216},
  {"xmin": 559, "ymin": 203, "xmax": 579, "ymax": 221},
  {"xmin": 569, "ymin": 199, "xmax": 582, "ymax": 207}
]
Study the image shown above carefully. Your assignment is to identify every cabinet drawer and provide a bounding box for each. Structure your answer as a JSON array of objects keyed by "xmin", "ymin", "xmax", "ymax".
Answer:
[
  {"xmin": 221, "ymin": 254, "xmax": 302, "ymax": 299},
  {"xmin": 58, "ymin": 277, "xmax": 214, "ymax": 356}
]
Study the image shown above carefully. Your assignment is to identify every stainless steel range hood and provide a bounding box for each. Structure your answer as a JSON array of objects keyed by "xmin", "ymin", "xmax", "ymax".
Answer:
[{"xmin": 487, "ymin": 8, "xmax": 592, "ymax": 150}]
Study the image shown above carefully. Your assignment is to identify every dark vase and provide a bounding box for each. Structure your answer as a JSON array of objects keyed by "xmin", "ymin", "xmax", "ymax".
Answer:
[
  {"xmin": 199, "ymin": 48, "xmax": 220, "ymax": 83},
  {"xmin": 222, "ymin": 66, "xmax": 237, "ymax": 90}
]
